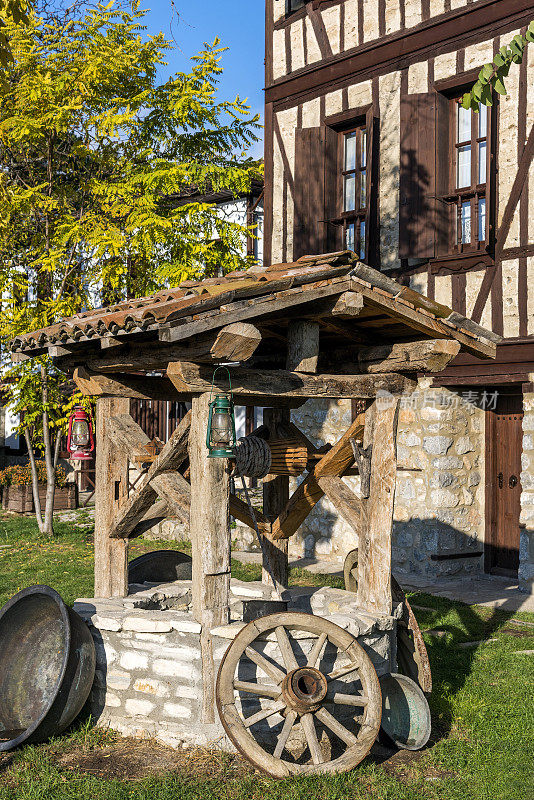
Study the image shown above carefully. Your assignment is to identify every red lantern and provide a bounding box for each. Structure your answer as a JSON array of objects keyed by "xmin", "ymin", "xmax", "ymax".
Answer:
[{"xmin": 67, "ymin": 406, "xmax": 95, "ymax": 461}]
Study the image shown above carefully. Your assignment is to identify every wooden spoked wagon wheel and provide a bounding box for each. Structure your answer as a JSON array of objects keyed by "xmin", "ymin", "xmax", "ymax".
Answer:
[
  {"xmin": 343, "ymin": 549, "xmax": 432, "ymax": 694},
  {"xmin": 216, "ymin": 612, "xmax": 382, "ymax": 777}
]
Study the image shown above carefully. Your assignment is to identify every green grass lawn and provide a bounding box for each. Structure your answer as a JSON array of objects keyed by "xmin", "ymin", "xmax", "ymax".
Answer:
[{"xmin": 0, "ymin": 512, "xmax": 533, "ymax": 800}]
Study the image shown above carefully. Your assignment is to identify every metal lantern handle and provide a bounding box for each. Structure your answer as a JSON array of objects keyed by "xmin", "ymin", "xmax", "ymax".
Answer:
[{"xmin": 208, "ymin": 365, "xmax": 234, "ymax": 404}]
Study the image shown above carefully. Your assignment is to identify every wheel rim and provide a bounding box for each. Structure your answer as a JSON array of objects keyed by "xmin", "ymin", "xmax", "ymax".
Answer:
[{"xmin": 216, "ymin": 612, "xmax": 382, "ymax": 777}]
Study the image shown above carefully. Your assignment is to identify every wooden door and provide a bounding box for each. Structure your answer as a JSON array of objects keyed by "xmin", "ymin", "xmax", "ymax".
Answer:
[{"xmin": 485, "ymin": 392, "xmax": 523, "ymax": 576}]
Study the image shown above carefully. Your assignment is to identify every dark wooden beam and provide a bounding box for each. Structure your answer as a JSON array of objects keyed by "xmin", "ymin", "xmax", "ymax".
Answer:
[
  {"xmin": 320, "ymin": 339, "xmax": 461, "ymax": 374},
  {"xmin": 55, "ymin": 323, "xmax": 263, "ymax": 373},
  {"xmin": 167, "ymin": 362, "xmax": 414, "ymax": 400}
]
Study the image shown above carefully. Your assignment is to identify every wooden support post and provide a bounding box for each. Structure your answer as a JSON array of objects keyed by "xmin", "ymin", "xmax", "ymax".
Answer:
[
  {"xmin": 357, "ymin": 398, "xmax": 400, "ymax": 616},
  {"xmin": 94, "ymin": 397, "xmax": 130, "ymax": 598},
  {"xmin": 286, "ymin": 320, "xmax": 320, "ymax": 373},
  {"xmin": 262, "ymin": 408, "xmax": 290, "ymax": 590},
  {"xmin": 189, "ymin": 393, "xmax": 230, "ymax": 723}
]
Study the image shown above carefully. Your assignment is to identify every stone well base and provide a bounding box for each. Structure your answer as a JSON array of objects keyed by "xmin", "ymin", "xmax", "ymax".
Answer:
[{"xmin": 74, "ymin": 580, "xmax": 400, "ymax": 750}]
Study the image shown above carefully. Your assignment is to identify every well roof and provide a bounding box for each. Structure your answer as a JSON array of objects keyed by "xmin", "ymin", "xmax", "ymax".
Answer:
[{"xmin": 11, "ymin": 251, "xmax": 500, "ymax": 362}]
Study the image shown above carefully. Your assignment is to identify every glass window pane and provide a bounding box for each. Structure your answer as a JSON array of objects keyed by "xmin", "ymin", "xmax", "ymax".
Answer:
[
  {"xmin": 344, "ymin": 132, "xmax": 356, "ymax": 172},
  {"xmin": 478, "ymin": 141, "xmax": 487, "ymax": 185},
  {"xmin": 360, "ymin": 219, "xmax": 366, "ymax": 260},
  {"xmin": 361, "ymin": 129, "xmax": 367, "ymax": 168},
  {"xmin": 478, "ymin": 197, "xmax": 486, "ymax": 242},
  {"xmin": 460, "ymin": 201, "xmax": 471, "ymax": 244},
  {"xmin": 479, "ymin": 104, "xmax": 488, "ymax": 138},
  {"xmin": 360, "ymin": 170, "xmax": 367, "ymax": 209},
  {"xmin": 345, "ymin": 222, "xmax": 355, "ymax": 252},
  {"xmin": 458, "ymin": 105, "xmax": 471, "ymax": 143},
  {"xmin": 457, "ymin": 145, "xmax": 471, "ymax": 188},
  {"xmin": 344, "ymin": 174, "xmax": 356, "ymax": 212}
]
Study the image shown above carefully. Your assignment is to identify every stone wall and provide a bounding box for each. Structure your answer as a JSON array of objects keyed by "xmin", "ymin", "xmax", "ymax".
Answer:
[
  {"xmin": 74, "ymin": 579, "xmax": 398, "ymax": 748},
  {"xmin": 290, "ymin": 385, "xmax": 486, "ymax": 580},
  {"xmin": 520, "ymin": 393, "xmax": 534, "ymax": 593}
]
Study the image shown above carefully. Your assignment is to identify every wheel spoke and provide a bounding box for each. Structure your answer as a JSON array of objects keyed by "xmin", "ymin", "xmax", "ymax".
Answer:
[
  {"xmin": 275, "ymin": 625, "xmax": 299, "ymax": 671},
  {"xmin": 245, "ymin": 646, "xmax": 286, "ymax": 684},
  {"xmin": 243, "ymin": 700, "xmax": 287, "ymax": 729},
  {"xmin": 300, "ymin": 713, "xmax": 324, "ymax": 765},
  {"xmin": 306, "ymin": 632, "xmax": 327, "ymax": 668},
  {"xmin": 329, "ymin": 692, "xmax": 369, "ymax": 707},
  {"xmin": 234, "ymin": 680, "xmax": 281, "ymax": 699},
  {"xmin": 273, "ymin": 709, "xmax": 297, "ymax": 759},
  {"xmin": 326, "ymin": 660, "xmax": 360, "ymax": 682},
  {"xmin": 315, "ymin": 707, "xmax": 359, "ymax": 747}
]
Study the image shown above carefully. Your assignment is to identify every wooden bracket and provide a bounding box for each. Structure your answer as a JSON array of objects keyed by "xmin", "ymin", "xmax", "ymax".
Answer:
[{"xmin": 350, "ymin": 439, "xmax": 372, "ymax": 499}]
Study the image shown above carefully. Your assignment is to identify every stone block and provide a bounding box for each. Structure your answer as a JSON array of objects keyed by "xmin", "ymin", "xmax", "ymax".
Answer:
[
  {"xmin": 432, "ymin": 456, "xmax": 463, "ymax": 470},
  {"xmin": 93, "ymin": 615, "xmax": 122, "ymax": 632},
  {"xmin": 107, "ymin": 671, "xmax": 131, "ymax": 690},
  {"xmin": 123, "ymin": 616, "xmax": 173, "ymax": 633},
  {"xmin": 105, "ymin": 692, "xmax": 121, "ymax": 708},
  {"xmin": 456, "ymin": 437, "xmax": 475, "ymax": 454},
  {"xmin": 169, "ymin": 618, "xmax": 201, "ymax": 634},
  {"xmin": 125, "ymin": 698, "xmax": 155, "ymax": 717},
  {"xmin": 524, "ymin": 434, "xmax": 534, "ymax": 451},
  {"xmin": 119, "ymin": 651, "xmax": 149, "ymax": 671},
  {"xmin": 430, "ymin": 489, "xmax": 459, "ymax": 508},
  {"xmin": 163, "ymin": 702, "xmax": 192, "ymax": 720},
  {"xmin": 153, "ymin": 659, "xmax": 200, "ymax": 680},
  {"xmin": 133, "ymin": 678, "xmax": 170, "ymax": 698},
  {"xmin": 423, "ymin": 436, "xmax": 453, "ymax": 455}
]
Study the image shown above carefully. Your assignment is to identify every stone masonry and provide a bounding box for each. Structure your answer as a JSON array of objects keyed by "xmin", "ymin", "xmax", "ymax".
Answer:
[
  {"xmin": 291, "ymin": 382, "xmax": 486, "ymax": 580},
  {"xmin": 75, "ymin": 579, "xmax": 399, "ymax": 748}
]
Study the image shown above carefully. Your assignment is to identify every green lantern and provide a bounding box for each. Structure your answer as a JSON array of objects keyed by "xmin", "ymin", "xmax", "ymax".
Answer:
[{"xmin": 206, "ymin": 367, "xmax": 237, "ymax": 458}]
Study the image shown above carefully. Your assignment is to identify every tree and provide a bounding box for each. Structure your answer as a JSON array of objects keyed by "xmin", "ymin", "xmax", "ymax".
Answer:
[
  {"xmin": 462, "ymin": 22, "xmax": 534, "ymax": 110},
  {"xmin": 0, "ymin": 0, "xmax": 260, "ymax": 534},
  {"xmin": 0, "ymin": 1, "xmax": 31, "ymax": 68}
]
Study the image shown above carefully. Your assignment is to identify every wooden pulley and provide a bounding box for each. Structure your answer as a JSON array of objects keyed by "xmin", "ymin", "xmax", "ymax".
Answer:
[{"xmin": 267, "ymin": 438, "xmax": 308, "ymax": 476}]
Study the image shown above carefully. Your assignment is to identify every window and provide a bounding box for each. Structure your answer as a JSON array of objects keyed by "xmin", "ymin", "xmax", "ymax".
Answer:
[
  {"xmin": 341, "ymin": 126, "xmax": 367, "ymax": 260},
  {"xmin": 286, "ymin": 0, "xmax": 306, "ymax": 13},
  {"xmin": 443, "ymin": 99, "xmax": 490, "ymax": 253}
]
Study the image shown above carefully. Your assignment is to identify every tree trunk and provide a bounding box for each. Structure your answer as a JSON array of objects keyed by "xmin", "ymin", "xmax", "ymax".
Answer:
[
  {"xmin": 40, "ymin": 367, "xmax": 58, "ymax": 537},
  {"xmin": 24, "ymin": 427, "xmax": 44, "ymax": 533}
]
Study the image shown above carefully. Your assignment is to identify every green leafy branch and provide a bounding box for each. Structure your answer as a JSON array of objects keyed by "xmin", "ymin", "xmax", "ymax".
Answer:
[{"xmin": 462, "ymin": 22, "xmax": 534, "ymax": 110}]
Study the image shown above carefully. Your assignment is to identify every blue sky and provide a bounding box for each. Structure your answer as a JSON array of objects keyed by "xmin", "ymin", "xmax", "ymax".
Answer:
[{"xmin": 142, "ymin": 1, "xmax": 266, "ymax": 157}]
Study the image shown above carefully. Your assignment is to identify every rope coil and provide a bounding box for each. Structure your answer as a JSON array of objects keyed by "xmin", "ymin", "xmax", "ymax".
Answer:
[{"xmin": 234, "ymin": 435, "xmax": 272, "ymax": 479}]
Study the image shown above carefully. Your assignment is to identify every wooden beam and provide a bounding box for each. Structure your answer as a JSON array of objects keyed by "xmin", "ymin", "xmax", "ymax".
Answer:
[
  {"xmin": 357, "ymin": 399, "xmax": 399, "ymax": 615},
  {"xmin": 189, "ymin": 393, "xmax": 230, "ymax": 724},
  {"xmin": 262, "ymin": 409, "xmax": 290, "ymax": 590},
  {"xmin": 271, "ymin": 414, "xmax": 365, "ymax": 540},
  {"xmin": 321, "ymin": 339, "xmax": 462, "ymax": 374},
  {"xmin": 167, "ymin": 362, "xmax": 414, "ymax": 400},
  {"xmin": 110, "ymin": 411, "xmax": 191, "ymax": 539},
  {"xmin": 61, "ymin": 323, "xmax": 263, "ymax": 373},
  {"xmin": 349, "ymin": 280, "xmax": 496, "ymax": 359},
  {"xmin": 108, "ymin": 414, "xmax": 152, "ymax": 463},
  {"xmin": 229, "ymin": 493, "xmax": 272, "ymax": 537},
  {"xmin": 149, "ymin": 471, "xmax": 191, "ymax": 524},
  {"xmin": 286, "ymin": 320, "xmax": 320, "ymax": 373},
  {"xmin": 94, "ymin": 397, "xmax": 130, "ymax": 598},
  {"xmin": 317, "ymin": 477, "xmax": 367, "ymax": 535},
  {"xmin": 330, "ymin": 291, "xmax": 365, "ymax": 317},
  {"xmin": 74, "ymin": 367, "xmax": 181, "ymax": 401},
  {"xmin": 158, "ymin": 278, "xmax": 352, "ymax": 343}
]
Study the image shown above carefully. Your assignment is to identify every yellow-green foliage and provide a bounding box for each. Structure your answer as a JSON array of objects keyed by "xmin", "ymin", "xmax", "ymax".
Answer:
[
  {"xmin": 0, "ymin": 0, "xmax": 260, "ymax": 439},
  {"xmin": 0, "ymin": 460, "xmax": 67, "ymax": 486}
]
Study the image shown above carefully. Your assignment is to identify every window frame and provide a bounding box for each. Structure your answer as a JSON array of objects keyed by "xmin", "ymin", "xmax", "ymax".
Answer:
[
  {"xmin": 324, "ymin": 106, "xmax": 377, "ymax": 266},
  {"xmin": 434, "ymin": 83, "xmax": 497, "ymax": 261}
]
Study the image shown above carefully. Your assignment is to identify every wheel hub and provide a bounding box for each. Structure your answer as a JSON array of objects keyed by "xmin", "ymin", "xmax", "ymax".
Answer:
[{"xmin": 282, "ymin": 667, "xmax": 328, "ymax": 713}]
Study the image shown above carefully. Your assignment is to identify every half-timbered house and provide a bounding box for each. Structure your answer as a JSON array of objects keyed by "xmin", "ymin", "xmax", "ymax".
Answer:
[{"xmin": 264, "ymin": 0, "xmax": 534, "ymax": 591}]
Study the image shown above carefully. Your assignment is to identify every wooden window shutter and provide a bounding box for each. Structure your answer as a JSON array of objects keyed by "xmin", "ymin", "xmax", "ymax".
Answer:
[
  {"xmin": 435, "ymin": 92, "xmax": 451, "ymax": 256},
  {"xmin": 399, "ymin": 93, "xmax": 438, "ymax": 260},
  {"xmin": 324, "ymin": 125, "xmax": 341, "ymax": 253},
  {"xmin": 293, "ymin": 127, "xmax": 328, "ymax": 259},
  {"xmin": 365, "ymin": 106, "xmax": 379, "ymax": 267}
]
